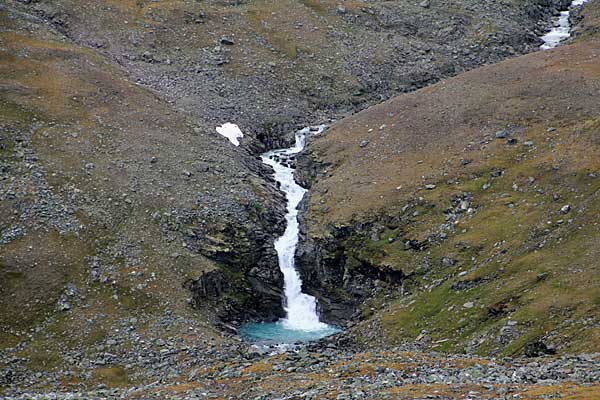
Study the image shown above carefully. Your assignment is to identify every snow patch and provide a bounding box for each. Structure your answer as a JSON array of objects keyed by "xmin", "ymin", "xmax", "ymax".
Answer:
[{"xmin": 216, "ymin": 123, "xmax": 244, "ymax": 146}]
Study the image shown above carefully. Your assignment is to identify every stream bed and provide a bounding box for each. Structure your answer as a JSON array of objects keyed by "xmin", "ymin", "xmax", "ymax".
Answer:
[{"xmin": 540, "ymin": 0, "xmax": 589, "ymax": 49}]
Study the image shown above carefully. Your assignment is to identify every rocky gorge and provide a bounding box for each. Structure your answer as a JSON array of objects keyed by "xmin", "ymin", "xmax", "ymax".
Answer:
[{"xmin": 1, "ymin": 0, "xmax": 600, "ymax": 398}]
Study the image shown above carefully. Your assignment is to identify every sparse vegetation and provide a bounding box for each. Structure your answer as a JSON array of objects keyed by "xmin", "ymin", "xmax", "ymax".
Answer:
[
  {"xmin": 1, "ymin": 0, "xmax": 600, "ymax": 397},
  {"xmin": 305, "ymin": 2, "xmax": 600, "ymax": 355}
]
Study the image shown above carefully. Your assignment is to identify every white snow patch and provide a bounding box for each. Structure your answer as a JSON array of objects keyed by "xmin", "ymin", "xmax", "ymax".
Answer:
[{"xmin": 216, "ymin": 123, "xmax": 244, "ymax": 146}]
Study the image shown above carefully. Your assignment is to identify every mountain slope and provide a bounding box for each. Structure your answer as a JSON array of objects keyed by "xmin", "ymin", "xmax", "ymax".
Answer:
[
  {"xmin": 2, "ymin": 0, "xmax": 600, "ymax": 395},
  {"xmin": 301, "ymin": 0, "xmax": 600, "ymax": 356},
  {"xmin": 0, "ymin": 7, "xmax": 287, "ymax": 388},
  {"xmin": 7, "ymin": 0, "xmax": 571, "ymax": 145}
]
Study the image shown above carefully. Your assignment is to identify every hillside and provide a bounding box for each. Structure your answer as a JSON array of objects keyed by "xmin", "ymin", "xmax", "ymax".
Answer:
[
  {"xmin": 1, "ymin": 0, "xmax": 600, "ymax": 398},
  {"xmin": 300, "ymin": 0, "xmax": 600, "ymax": 356},
  {"xmin": 0, "ymin": 4, "xmax": 288, "ymax": 391},
  {"xmin": 6, "ymin": 0, "xmax": 571, "ymax": 146}
]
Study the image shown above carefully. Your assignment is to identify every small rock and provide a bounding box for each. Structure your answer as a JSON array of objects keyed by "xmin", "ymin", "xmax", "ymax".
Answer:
[
  {"xmin": 560, "ymin": 204, "xmax": 571, "ymax": 214},
  {"xmin": 442, "ymin": 257, "xmax": 456, "ymax": 267},
  {"xmin": 463, "ymin": 302, "xmax": 474, "ymax": 309},
  {"xmin": 336, "ymin": 5, "xmax": 347, "ymax": 14},
  {"xmin": 58, "ymin": 300, "xmax": 71, "ymax": 311},
  {"xmin": 188, "ymin": 368, "xmax": 200, "ymax": 381},
  {"xmin": 359, "ymin": 139, "xmax": 369, "ymax": 148},
  {"xmin": 524, "ymin": 341, "xmax": 556, "ymax": 357},
  {"xmin": 495, "ymin": 129, "xmax": 509, "ymax": 139}
]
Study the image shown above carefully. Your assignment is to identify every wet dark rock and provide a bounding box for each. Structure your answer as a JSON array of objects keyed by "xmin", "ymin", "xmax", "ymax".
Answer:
[
  {"xmin": 219, "ymin": 37, "xmax": 235, "ymax": 46},
  {"xmin": 524, "ymin": 341, "xmax": 556, "ymax": 357}
]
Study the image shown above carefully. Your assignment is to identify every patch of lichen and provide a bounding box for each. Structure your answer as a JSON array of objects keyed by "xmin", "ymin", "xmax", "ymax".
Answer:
[
  {"xmin": 17, "ymin": 338, "xmax": 64, "ymax": 372},
  {"xmin": 92, "ymin": 366, "xmax": 130, "ymax": 388}
]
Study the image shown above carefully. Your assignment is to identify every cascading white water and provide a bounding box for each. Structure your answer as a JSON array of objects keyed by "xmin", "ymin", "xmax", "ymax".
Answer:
[
  {"xmin": 260, "ymin": 125, "xmax": 329, "ymax": 331},
  {"xmin": 540, "ymin": 0, "xmax": 589, "ymax": 49}
]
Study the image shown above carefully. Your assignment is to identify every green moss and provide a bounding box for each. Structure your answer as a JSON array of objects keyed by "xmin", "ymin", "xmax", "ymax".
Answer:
[
  {"xmin": 117, "ymin": 285, "xmax": 159, "ymax": 311},
  {"xmin": 19, "ymin": 340, "xmax": 63, "ymax": 372},
  {"xmin": 0, "ymin": 333, "xmax": 20, "ymax": 350},
  {"xmin": 84, "ymin": 326, "xmax": 109, "ymax": 346}
]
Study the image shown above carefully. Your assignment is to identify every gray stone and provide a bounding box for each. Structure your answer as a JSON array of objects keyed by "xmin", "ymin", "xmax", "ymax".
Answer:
[{"xmin": 495, "ymin": 130, "xmax": 509, "ymax": 138}]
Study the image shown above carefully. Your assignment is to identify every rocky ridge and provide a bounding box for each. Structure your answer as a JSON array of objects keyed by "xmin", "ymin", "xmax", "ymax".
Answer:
[{"xmin": 8, "ymin": 0, "xmax": 573, "ymax": 146}]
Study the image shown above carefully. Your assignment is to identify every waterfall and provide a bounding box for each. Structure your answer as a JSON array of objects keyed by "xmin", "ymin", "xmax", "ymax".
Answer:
[{"xmin": 261, "ymin": 126, "xmax": 329, "ymax": 331}]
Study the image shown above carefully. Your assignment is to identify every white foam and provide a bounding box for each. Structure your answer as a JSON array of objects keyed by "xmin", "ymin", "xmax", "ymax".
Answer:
[
  {"xmin": 540, "ymin": 0, "xmax": 589, "ymax": 50},
  {"xmin": 216, "ymin": 123, "xmax": 244, "ymax": 146},
  {"xmin": 261, "ymin": 125, "xmax": 329, "ymax": 331}
]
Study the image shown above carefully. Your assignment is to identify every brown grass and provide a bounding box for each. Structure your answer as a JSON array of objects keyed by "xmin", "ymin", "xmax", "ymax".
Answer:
[{"xmin": 307, "ymin": 1, "xmax": 600, "ymax": 355}]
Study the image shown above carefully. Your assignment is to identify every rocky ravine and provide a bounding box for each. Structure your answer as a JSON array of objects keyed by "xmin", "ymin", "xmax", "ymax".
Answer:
[
  {"xmin": 2, "ymin": 0, "xmax": 600, "ymax": 398},
  {"xmin": 0, "ymin": 0, "xmax": 578, "ymax": 345}
]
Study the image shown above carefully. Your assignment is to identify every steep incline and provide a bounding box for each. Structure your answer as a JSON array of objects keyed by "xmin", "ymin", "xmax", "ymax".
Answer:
[
  {"xmin": 0, "ymin": 6, "xmax": 287, "ymax": 381},
  {"xmin": 301, "ymin": 1, "xmax": 600, "ymax": 355}
]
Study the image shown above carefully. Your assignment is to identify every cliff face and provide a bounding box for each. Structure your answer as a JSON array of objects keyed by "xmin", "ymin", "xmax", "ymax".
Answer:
[{"xmin": 300, "ymin": 1, "xmax": 600, "ymax": 356}]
